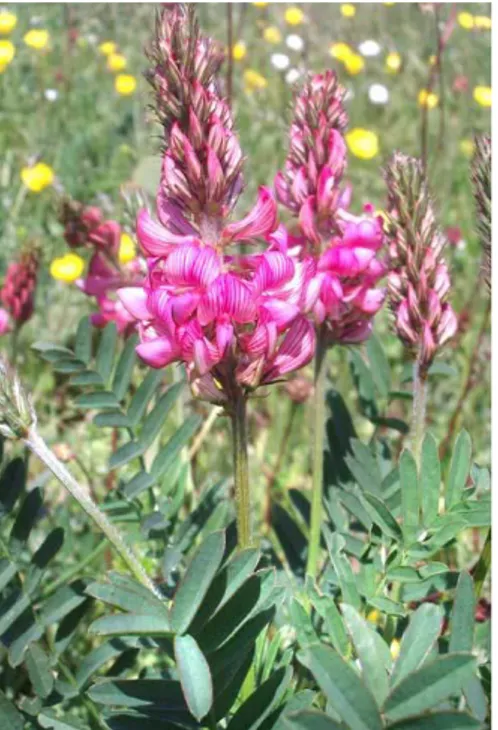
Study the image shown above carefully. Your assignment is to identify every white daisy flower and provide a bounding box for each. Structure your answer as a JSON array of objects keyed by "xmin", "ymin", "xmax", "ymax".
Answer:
[
  {"xmin": 285, "ymin": 67, "xmax": 301, "ymax": 84},
  {"xmin": 358, "ymin": 39, "xmax": 382, "ymax": 57},
  {"xmin": 286, "ymin": 34, "xmax": 304, "ymax": 52},
  {"xmin": 271, "ymin": 52, "xmax": 290, "ymax": 71},
  {"xmin": 44, "ymin": 89, "xmax": 59, "ymax": 102},
  {"xmin": 368, "ymin": 83, "xmax": 389, "ymax": 104}
]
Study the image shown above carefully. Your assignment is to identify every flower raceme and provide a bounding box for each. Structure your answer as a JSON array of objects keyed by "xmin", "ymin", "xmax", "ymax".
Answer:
[
  {"xmin": 275, "ymin": 70, "xmax": 386, "ymax": 346},
  {"xmin": 0, "ymin": 246, "xmax": 40, "ymax": 331},
  {"xmin": 119, "ymin": 189, "xmax": 316, "ymax": 402}
]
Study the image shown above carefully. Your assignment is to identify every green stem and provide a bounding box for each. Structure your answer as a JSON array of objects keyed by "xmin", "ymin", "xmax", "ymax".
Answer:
[
  {"xmin": 412, "ymin": 360, "xmax": 428, "ymax": 467},
  {"xmin": 473, "ymin": 528, "xmax": 491, "ymax": 600},
  {"xmin": 306, "ymin": 331, "xmax": 328, "ymax": 580},
  {"xmin": 231, "ymin": 390, "xmax": 252, "ymax": 549},
  {"xmin": 24, "ymin": 428, "xmax": 162, "ymax": 599}
]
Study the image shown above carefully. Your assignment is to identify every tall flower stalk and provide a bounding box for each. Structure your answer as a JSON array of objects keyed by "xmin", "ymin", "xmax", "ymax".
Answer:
[
  {"xmin": 119, "ymin": 5, "xmax": 315, "ymax": 549},
  {"xmin": 276, "ymin": 71, "xmax": 386, "ymax": 578},
  {"xmin": 0, "ymin": 359, "xmax": 161, "ymax": 599},
  {"xmin": 384, "ymin": 153, "xmax": 458, "ymax": 463}
]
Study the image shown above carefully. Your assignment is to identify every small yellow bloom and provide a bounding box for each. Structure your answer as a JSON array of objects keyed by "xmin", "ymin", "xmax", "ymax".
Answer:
[
  {"xmin": 457, "ymin": 12, "xmax": 474, "ymax": 30},
  {"xmin": 0, "ymin": 10, "xmax": 17, "ymax": 35},
  {"xmin": 107, "ymin": 52, "xmax": 127, "ymax": 72},
  {"xmin": 50, "ymin": 254, "xmax": 85, "ymax": 283},
  {"xmin": 243, "ymin": 68, "xmax": 268, "ymax": 91},
  {"xmin": 232, "ymin": 41, "xmax": 247, "ymax": 61},
  {"xmin": 459, "ymin": 139, "xmax": 475, "ymax": 158},
  {"xmin": 428, "ymin": 54, "xmax": 437, "ymax": 67},
  {"xmin": 367, "ymin": 609, "xmax": 380, "ymax": 624},
  {"xmin": 474, "ymin": 16, "xmax": 491, "ymax": 30},
  {"xmin": 0, "ymin": 39, "xmax": 15, "ymax": 66},
  {"xmin": 285, "ymin": 7, "xmax": 304, "ymax": 26},
  {"xmin": 330, "ymin": 42, "xmax": 353, "ymax": 62},
  {"xmin": 385, "ymin": 51, "xmax": 401, "ymax": 73},
  {"xmin": 115, "ymin": 74, "xmax": 137, "ymax": 96},
  {"xmin": 473, "ymin": 85, "xmax": 492, "ymax": 107},
  {"xmin": 263, "ymin": 26, "xmax": 282, "ymax": 44},
  {"xmin": 341, "ymin": 4, "xmax": 356, "ymax": 18},
  {"xmin": 418, "ymin": 89, "xmax": 439, "ymax": 109},
  {"xmin": 346, "ymin": 128, "xmax": 379, "ymax": 160},
  {"xmin": 390, "ymin": 639, "xmax": 401, "ymax": 660},
  {"xmin": 119, "ymin": 233, "xmax": 137, "ymax": 264},
  {"xmin": 344, "ymin": 52, "xmax": 364, "ymax": 75},
  {"xmin": 24, "ymin": 29, "xmax": 49, "ymax": 50},
  {"xmin": 21, "ymin": 162, "xmax": 54, "ymax": 193},
  {"xmin": 253, "ymin": 1, "xmax": 269, "ymax": 6},
  {"xmin": 99, "ymin": 40, "xmax": 117, "ymax": 56}
]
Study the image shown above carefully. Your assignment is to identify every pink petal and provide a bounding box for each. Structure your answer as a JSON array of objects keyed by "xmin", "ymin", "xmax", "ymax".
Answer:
[
  {"xmin": 253, "ymin": 252, "xmax": 295, "ymax": 292},
  {"xmin": 355, "ymin": 287, "xmax": 386, "ymax": 314},
  {"xmin": 260, "ymin": 299, "xmax": 300, "ymax": 330},
  {"xmin": 136, "ymin": 337, "xmax": 180, "ymax": 368},
  {"xmin": 221, "ymin": 186, "xmax": 278, "ymax": 243},
  {"xmin": 156, "ymin": 194, "xmax": 197, "ymax": 235},
  {"xmin": 137, "ymin": 208, "xmax": 199, "ymax": 257},
  {"xmin": 117, "ymin": 287, "xmax": 151, "ymax": 320},
  {"xmin": 263, "ymin": 317, "xmax": 316, "ymax": 381},
  {"xmin": 198, "ymin": 274, "xmax": 256, "ymax": 325},
  {"xmin": 298, "ymin": 196, "xmax": 320, "ymax": 246}
]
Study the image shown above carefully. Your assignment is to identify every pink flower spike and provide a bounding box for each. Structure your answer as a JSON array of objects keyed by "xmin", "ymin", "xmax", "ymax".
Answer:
[
  {"xmin": 221, "ymin": 187, "xmax": 278, "ymax": 244},
  {"xmin": 137, "ymin": 208, "xmax": 199, "ymax": 256},
  {"xmin": 117, "ymin": 287, "xmax": 150, "ymax": 321}
]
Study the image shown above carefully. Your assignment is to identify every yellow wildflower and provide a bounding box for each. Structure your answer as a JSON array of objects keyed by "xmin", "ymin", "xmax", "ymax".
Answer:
[
  {"xmin": 115, "ymin": 74, "xmax": 137, "ymax": 96},
  {"xmin": 473, "ymin": 85, "xmax": 492, "ymax": 107},
  {"xmin": 367, "ymin": 609, "xmax": 380, "ymax": 624},
  {"xmin": 119, "ymin": 233, "xmax": 137, "ymax": 264},
  {"xmin": 0, "ymin": 39, "xmax": 15, "ymax": 67},
  {"xmin": 253, "ymin": 1, "xmax": 269, "ymax": 6},
  {"xmin": 0, "ymin": 10, "xmax": 17, "ymax": 35},
  {"xmin": 429, "ymin": 54, "xmax": 437, "ymax": 67},
  {"xmin": 264, "ymin": 26, "xmax": 282, "ymax": 44},
  {"xmin": 474, "ymin": 16, "xmax": 491, "ymax": 30},
  {"xmin": 341, "ymin": 4, "xmax": 356, "ymax": 18},
  {"xmin": 232, "ymin": 41, "xmax": 247, "ymax": 61},
  {"xmin": 345, "ymin": 128, "xmax": 379, "ymax": 160},
  {"xmin": 344, "ymin": 52, "xmax": 364, "ymax": 75},
  {"xmin": 244, "ymin": 68, "xmax": 268, "ymax": 91},
  {"xmin": 285, "ymin": 7, "xmax": 304, "ymax": 26},
  {"xmin": 390, "ymin": 639, "xmax": 401, "ymax": 660},
  {"xmin": 50, "ymin": 254, "xmax": 85, "ymax": 283},
  {"xmin": 330, "ymin": 42, "xmax": 353, "ymax": 62},
  {"xmin": 99, "ymin": 40, "xmax": 117, "ymax": 56},
  {"xmin": 107, "ymin": 52, "xmax": 127, "ymax": 72},
  {"xmin": 21, "ymin": 162, "xmax": 54, "ymax": 192},
  {"xmin": 385, "ymin": 51, "xmax": 401, "ymax": 73},
  {"xmin": 418, "ymin": 89, "xmax": 438, "ymax": 109},
  {"xmin": 24, "ymin": 29, "xmax": 49, "ymax": 50},
  {"xmin": 457, "ymin": 12, "xmax": 474, "ymax": 30},
  {"xmin": 459, "ymin": 139, "xmax": 475, "ymax": 158}
]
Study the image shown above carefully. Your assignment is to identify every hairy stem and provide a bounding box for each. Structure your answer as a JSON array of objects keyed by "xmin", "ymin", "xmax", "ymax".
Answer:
[
  {"xmin": 306, "ymin": 331, "xmax": 328, "ymax": 579},
  {"xmin": 412, "ymin": 360, "xmax": 428, "ymax": 467},
  {"xmin": 24, "ymin": 428, "xmax": 162, "ymax": 599},
  {"xmin": 231, "ymin": 390, "xmax": 252, "ymax": 548}
]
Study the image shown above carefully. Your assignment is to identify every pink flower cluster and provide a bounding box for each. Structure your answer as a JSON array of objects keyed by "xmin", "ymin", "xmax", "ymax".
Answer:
[
  {"xmin": 119, "ymin": 190, "xmax": 315, "ymax": 403},
  {"xmin": 60, "ymin": 200, "xmax": 144, "ymax": 335},
  {"xmin": 0, "ymin": 246, "xmax": 40, "ymax": 335},
  {"xmin": 275, "ymin": 71, "xmax": 386, "ymax": 346}
]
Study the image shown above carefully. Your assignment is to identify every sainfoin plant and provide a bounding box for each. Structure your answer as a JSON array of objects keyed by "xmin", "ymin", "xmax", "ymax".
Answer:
[{"xmin": 0, "ymin": 5, "xmax": 490, "ymax": 730}]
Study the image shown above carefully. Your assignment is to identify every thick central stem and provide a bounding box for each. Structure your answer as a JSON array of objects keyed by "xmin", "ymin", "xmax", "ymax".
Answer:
[
  {"xmin": 25, "ymin": 428, "xmax": 162, "ymax": 599},
  {"xmin": 306, "ymin": 331, "xmax": 328, "ymax": 579},
  {"xmin": 412, "ymin": 359, "xmax": 428, "ymax": 467},
  {"xmin": 231, "ymin": 389, "xmax": 252, "ymax": 548}
]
